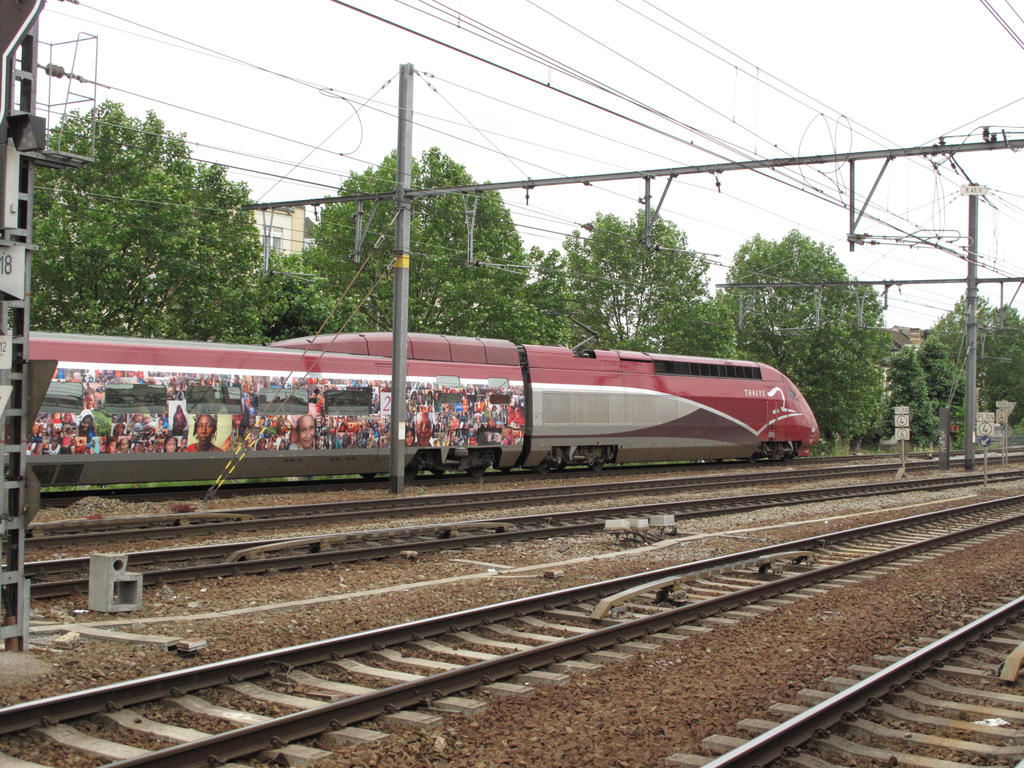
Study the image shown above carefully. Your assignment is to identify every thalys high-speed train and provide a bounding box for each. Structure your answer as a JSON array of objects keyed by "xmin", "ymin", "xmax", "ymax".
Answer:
[{"xmin": 23, "ymin": 331, "xmax": 819, "ymax": 488}]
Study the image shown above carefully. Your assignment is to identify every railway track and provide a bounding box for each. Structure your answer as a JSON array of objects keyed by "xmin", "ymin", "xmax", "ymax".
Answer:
[
  {"xmin": 27, "ymin": 457, "xmax": 999, "ymax": 545},
  {"xmin": 36, "ymin": 450, "xmax": 961, "ymax": 508},
  {"xmin": 26, "ymin": 468, "xmax": 1024, "ymax": 597},
  {"xmin": 4, "ymin": 494, "xmax": 1024, "ymax": 767},
  {"xmin": 686, "ymin": 595, "xmax": 1024, "ymax": 767}
]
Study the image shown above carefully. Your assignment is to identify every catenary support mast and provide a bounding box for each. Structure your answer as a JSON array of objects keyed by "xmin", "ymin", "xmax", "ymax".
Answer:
[
  {"xmin": 965, "ymin": 191, "xmax": 980, "ymax": 470},
  {"xmin": 389, "ymin": 64, "xmax": 413, "ymax": 494},
  {"xmin": 0, "ymin": 2, "xmax": 44, "ymax": 651}
]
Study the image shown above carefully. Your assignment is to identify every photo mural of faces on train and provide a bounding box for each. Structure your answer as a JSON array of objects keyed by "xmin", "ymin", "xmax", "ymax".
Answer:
[
  {"xmin": 30, "ymin": 366, "xmax": 525, "ymax": 455},
  {"xmin": 403, "ymin": 379, "xmax": 525, "ymax": 449}
]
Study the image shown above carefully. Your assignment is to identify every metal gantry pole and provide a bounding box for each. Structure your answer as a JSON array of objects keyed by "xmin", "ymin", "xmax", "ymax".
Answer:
[
  {"xmin": 0, "ymin": 11, "xmax": 43, "ymax": 651},
  {"xmin": 388, "ymin": 63, "xmax": 413, "ymax": 494},
  {"xmin": 964, "ymin": 192, "xmax": 979, "ymax": 471}
]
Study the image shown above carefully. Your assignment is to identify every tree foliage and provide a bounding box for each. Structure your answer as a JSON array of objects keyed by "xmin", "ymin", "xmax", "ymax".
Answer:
[
  {"xmin": 558, "ymin": 211, "xmax": 734, "ymax": 357},
  {"xmin": 33, "ymin": 102, "xmax": 274, "ymax": 342},
  {"xmin": 884, "ymin": 346, "xmax": 939, "ymax": 446},
  {"xmin": 302, "ymin": 147, "xmax": 564, "ymax": 344},
  {"xmin": 723, "ymin": 230, "xmax": 890, "ymax": 444},
  {"xmin": 926, "ymin": 297, "xmax": 1024, "ymax": 427}
]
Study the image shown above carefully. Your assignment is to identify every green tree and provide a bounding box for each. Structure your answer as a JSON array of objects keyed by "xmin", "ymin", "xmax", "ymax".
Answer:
[
  {"xmin": 559, "ymin": 210, "xmax": 734, "ymax": 357},
  {"xmin": 885, "ymin": 345, "xmax": 939, "ymax": 446},
  {"xmin": 302, "ymin": 147, "xmax": 563, "ymax": 344},
  {"xmin": 723, "ymin": 230, "xmax": 890, "ymax": 445},
  {"xmin": 918, "ymin": 335, "xmax": 959, "ymax": 407},
  {"xmin": 927, "ymin": 297, "xmax": 1024, "ymax": 429},
  {"xmin": 258, "ymin": 250, "xmax": 337, "ymax": 341},
  {"xmin": 33, "ymin": 102, "xmax": 271, "ymax": 342}
]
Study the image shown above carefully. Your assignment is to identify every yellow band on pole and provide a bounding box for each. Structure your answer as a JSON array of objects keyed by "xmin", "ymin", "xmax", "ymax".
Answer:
[{"xmin": 395, "ymin": 253, "xmax": 410, "ymax": 269}]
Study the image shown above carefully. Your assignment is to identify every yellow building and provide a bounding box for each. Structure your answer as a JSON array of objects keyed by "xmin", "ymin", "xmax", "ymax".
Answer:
[
  {"xmin": 889, "ymin": 326, "xmax": 925, "ymax": 351},
  {"xmin": 252, "ymin": 206, "xmax": 312, "ymax": 257}
]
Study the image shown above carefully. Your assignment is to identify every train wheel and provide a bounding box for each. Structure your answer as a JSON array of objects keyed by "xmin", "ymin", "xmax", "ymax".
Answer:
[
  {"xmin": 430, "ymin": 468, "xmax": 446, "ymax": 476},
  {"xmin": 360, "ymin": 472, "xmax": 377, "ymax": 479},
  {"xmin": 466, "ymin": 464, "xmax": 486, "ymax": 478},
  {"xmin": 536, "ymin": 459, "xmax": 552, "ymax": 474}
]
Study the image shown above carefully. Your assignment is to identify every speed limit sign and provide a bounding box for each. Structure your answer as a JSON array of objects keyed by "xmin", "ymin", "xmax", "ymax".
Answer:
[
  {"xmin": 977, "ymin": 422, "xmax": 995, "ymax": 437},
  {"xmin": 894, "ymin": 414, "xmax": 910, "ymax": 428},
  {"xmin": 895, "ymin": 427, "xmax": 910, "ymax": 441}
]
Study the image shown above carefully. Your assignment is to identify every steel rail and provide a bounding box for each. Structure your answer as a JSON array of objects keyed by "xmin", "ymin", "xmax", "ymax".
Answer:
[
  {"xmin": 99, "ymin": 505, "xmax": 1024, "ymax": 767},
  {"xmin": 27, "ymin": 461, "xmax": 1012, "ymax": 548},
  {"xmin": 701, "ymin": 594, "xmax": 1024, "ymax": 767},
  {"xmin": 5, "ymin": 493, "xmax": 1024, "ymax": 739},
  {"xmin": 25, "ymin": 470, "xmax": 1024, "ymax": 597},
  {"xmin": 30, "ymin": 461, "xmax": 921, "ymax": 537},
  {"xmin": 38, "ymin": 451, "xmax": 947, "ymax": 508}
]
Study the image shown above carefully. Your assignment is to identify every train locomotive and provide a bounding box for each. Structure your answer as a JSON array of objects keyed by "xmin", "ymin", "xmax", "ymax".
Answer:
[{"xmin": 24, "ymin": 331, "xmax": 819, "ymax": 489}]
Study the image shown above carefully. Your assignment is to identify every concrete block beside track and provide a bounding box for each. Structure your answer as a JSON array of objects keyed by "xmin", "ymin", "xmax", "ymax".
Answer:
[{"xmin": 87, "ymin": 554, "xmax": 142, "ymax": 613}]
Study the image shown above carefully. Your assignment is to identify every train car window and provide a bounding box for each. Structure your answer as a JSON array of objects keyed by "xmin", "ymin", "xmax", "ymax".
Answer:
[
  {"xmin": 489, "ymin": 393, "xmax": 511, "ymax": 405},
  {"xmin": 259, "ymin": 387, "xmax": 308, "ymax": 415},
  {"xmin": 488, "ymin": 377, "xmax": 509, "ymax": 389},
  {"xmin": 436, "ymin": 375, "xmax": 461, "ymax": 387},
  {"xmin": 647, "ymin": 360, "xmax": 762, "ymax": 379},
  {"xmin": 104, "ymin": 383, "xmax": 168, "ymax": 414},
  {"xmin": 224, "ymin": 386, "xmax": 241, "ymax": 405},
  {"xmin": 324, "ymin": 388, "xmax": 372, "ymax": 415},
  {"xmin": 40, "ymin": 381, "xmax": 83, "ymax": 412},
  {"xmin": 186, "ymin": 385, "xmax": 239, "ymax": 414}
]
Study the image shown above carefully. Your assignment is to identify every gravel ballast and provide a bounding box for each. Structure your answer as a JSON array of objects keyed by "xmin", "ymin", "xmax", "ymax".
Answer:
[{"xmin": 2, "ymin": 471, "xmax": 1023, "ymax": 767}]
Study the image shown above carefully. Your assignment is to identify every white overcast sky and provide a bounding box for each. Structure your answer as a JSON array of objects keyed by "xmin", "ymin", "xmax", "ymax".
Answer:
[{"xmin": 34, "ymin": 0, "xmax": 1024, "ymax": 332}]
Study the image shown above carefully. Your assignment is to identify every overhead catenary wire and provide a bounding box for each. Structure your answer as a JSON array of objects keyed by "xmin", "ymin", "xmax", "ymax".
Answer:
[
  {"xmin": 41, "ymin": 100, "xmax": 998, "ymax": 322},
  {"xmin": 329, "ymin": 4, "xmax": 993, "ymax": 272},
  {"xmin": 53, "ymin": 0, "xmax": 976, "ymax": 277},
  {"xmin": 56, "ymin": 0, "xmax": 1007, "ymax": 256},
  {"xmin": 44, "ymin": 0, "xmax": 1019, "ymax": 327},
  {"xmin": 978, "ymin": 0, "xmax": 1024, "ymax": 51},
  {"xmin": 327, "ymin": 0, "xmax": 876, "ymax": 213}
]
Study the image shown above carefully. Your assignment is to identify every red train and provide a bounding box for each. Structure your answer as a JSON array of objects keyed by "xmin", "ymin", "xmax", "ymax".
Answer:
[{"xmin": 24, "ymin": 331, "xmax": 819, "ymax": 487}]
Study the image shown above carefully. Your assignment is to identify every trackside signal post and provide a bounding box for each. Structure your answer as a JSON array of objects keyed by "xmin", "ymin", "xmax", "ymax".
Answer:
[
  {"xmin": 977, "ymin": 411, "xmax": 995, "ymax": 485},
  {"xmin": 1, "ymin": 0, "xmax": 44, "ymax": 651},
  {"xmin": 893, "ymin": 406, "xmax": 910, "ymax": 477},
  {"xmin": 996, "ymin": 401, "xmax": 1014, "ymax": 467}
]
